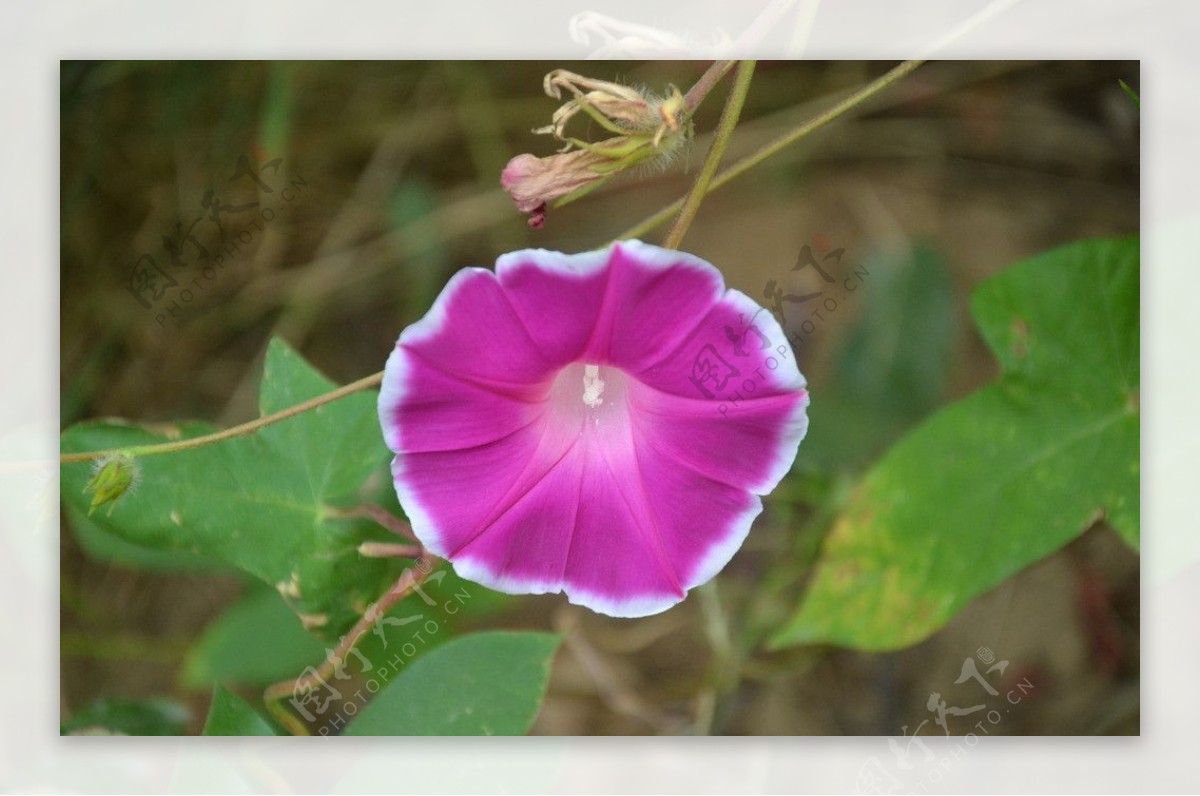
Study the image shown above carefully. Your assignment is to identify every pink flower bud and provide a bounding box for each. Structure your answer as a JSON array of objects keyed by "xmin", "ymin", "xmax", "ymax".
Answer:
[{"xmin": 500, "ymin": 150, "xmax": 609, "ymax": 227}]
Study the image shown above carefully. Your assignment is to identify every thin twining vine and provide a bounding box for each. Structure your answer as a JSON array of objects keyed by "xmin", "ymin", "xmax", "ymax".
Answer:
[
  {"xmin": 59, "ymin": 59, "xmax": 924, "ymax": 466},
  {"xmin": 617, "ymin": 58, "xmax": 925, "ymax": 242},
  {"xmin": 662, "ymin": 60, "xmax": 756, "ymax": 250},
  {"xmin": 59, "ymin": 371, "xmax": 384, "ymax": 463}
]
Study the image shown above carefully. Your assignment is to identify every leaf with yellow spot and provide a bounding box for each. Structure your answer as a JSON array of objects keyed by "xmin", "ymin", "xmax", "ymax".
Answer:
[{"xmin": 773, "ymin": 236, "xmax": 1139, "ymax": 651}]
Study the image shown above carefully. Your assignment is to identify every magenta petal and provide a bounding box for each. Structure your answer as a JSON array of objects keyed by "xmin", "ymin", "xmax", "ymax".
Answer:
[
  {"xmin": 451, "ymin": 441, "xmax": 585, "ymax": 597},
  {"xmin": 379, "ymin": 346, "xmax": 545, "ymax": 454},
  {"xmin": 630, "ymin": 383, "xmax": 809, "ymax": 495},
  {"xmin": 399, "ymin": 266, "xmax": 556, "ymax": 386},
  {"xmin": 632, "ymin": 287, "xmax": 810, "ymax": 493},
  {"xmin": 496, "ymin": 248, "xmax": 610, "ymax": 367},
  {"xmin": 389, "ymin": 429, "xmax": 544, "ymax": 562},
  {"xmin": 558, "ymin": 441, "xmax": 689, "ymax": 618},
  {"xmin": 379, "ymin": 241, "xmax": 810, "ymax": 618},
  {"xmin": 583, "ymin": 241, "xmax": 725, "ymax": 368},
  {"xmin": 625, "ymin": 430, "xmax": 764, "ymax": 594},
  {"xmin": 636, "ymin": 287, "xmax": 806, "ymax": 399}
]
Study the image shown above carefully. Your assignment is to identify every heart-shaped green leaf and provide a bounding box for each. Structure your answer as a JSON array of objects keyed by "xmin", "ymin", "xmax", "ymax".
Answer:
[
  {"xmin": 60, "ymin": 338, "xmax": 402, "ymax": 641},
  {"xmin": 344, "ymin": 632, "xmax": 561, "ymax": 736},
  {"xmin": 774, "ymin": 236, "xmax": 1139, "ymax": 650}
]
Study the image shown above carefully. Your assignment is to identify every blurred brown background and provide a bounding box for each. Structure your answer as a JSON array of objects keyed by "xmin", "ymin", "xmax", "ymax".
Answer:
[{"xmin": 60, "ymin": 60, "xmax": 1139, "ymax": 735}]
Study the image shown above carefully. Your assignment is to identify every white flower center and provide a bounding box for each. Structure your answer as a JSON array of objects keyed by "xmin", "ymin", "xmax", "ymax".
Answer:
[
  {"xmin": 547, "ymin": 362, "xmax": 632, "ymax": 443},
  {"xmin": 582, "ymin": 364, "xmax": 605, "ymax": 408}
]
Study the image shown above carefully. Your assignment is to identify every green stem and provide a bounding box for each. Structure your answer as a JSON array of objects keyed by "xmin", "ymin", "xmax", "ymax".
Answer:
[
  {"xmin": 357, "ymin": 541, "xmax": 422, "ymax": 559},
  {"xmin": 326, "ymin": 502, "xmax": 417, "ymax": 540},
  {"xmin": 684, "ymin": 60, "xmax": 737, "ymax": 111},
  {"xmin": 60, "ymin": 370, "xmax": 384, "ymax": 464},
  {"xmin": 662, "ymin": 60, "xmax": 756, "ymax": 251},
  {"xmin": 618, "ymin": 59, "xmax": 925, "ymax": 242},
  {"xmin": 694, "ymin": 579, "xmax": 738, "ymax": 735}
]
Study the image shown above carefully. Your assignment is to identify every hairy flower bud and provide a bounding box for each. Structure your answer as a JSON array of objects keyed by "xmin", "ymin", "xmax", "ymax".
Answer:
[
  {"xmin": 501, "ymin": 69, "xmax": 693, "ymax": 227},
  {"xmin": 83, "ymin": 453, "xmax": 139, "ymax": 516}
]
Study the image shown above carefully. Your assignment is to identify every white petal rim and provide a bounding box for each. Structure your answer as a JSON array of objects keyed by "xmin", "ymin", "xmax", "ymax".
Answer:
[
  {"xmin": 398, "ymin": 266, "xmax": 493, "ymax": 348},
  {"xmin": 389, "ymin": 453, "xmax": 447, "ymax": 560},
  {"xmin": 377, "ymin": 344, "xmax": 411, "ymax": 454},
  {"xmin": 686, "ymin": 495, "xmax": 764, "ymax": 594},
  {"xmin": 495, "ymin": 246, "xmax": 611, "ymax": 281}
]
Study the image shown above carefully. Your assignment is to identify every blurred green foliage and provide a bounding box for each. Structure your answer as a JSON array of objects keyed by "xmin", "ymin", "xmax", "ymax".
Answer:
[
  {"xmin": 61, "ymin": 697, "xmax": 190, "ymax": 736},
  {"xmin": 800, "ymin": 243, "xmax": 957, "ymax": 470}
]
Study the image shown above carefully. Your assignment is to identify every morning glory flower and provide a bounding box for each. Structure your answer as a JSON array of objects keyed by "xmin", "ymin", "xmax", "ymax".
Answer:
[{"xmin": 378, "ymin": 240, "xmax": 809, "ymax": 617}]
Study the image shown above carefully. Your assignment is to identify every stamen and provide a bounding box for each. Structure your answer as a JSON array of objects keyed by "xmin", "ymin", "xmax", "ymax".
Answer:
[{"xmin": 582, "ymin": 364, "xmax": 605, "ymax": 408}]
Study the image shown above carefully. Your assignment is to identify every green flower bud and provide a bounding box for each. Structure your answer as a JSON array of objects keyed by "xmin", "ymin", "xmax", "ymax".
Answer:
[{"xmin": 83, "ymin": 453, "xmax": 138, "ymax": 516}]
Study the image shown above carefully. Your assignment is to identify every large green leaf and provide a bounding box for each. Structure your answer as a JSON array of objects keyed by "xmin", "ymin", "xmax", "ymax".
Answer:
[
  {"xmin": 183, "ymin": 584, "xmax": 326, "ymax": 688},
  {"xmin": 201, "ymin": 685, "xmax": 277, "ymax": 736},
  {"xmin": 66, "ymin": 503, "xmax": 232, "ymax": 571},
  {"xmin": 344, "ymin": 632, "xmax": 560, "ymax": 736},
  {"xmin": 60, "ymin": 338, "xmax": 402, "ymax": 641},
  {"xmin": 774, "ymin": 236, "xmax": 1139, "ymax": 651}
]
